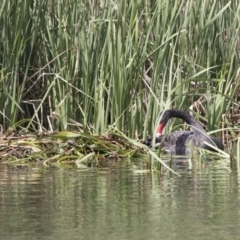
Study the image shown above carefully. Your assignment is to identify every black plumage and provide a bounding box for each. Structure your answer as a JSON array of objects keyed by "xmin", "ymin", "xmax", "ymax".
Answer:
[{"xmin": 143, "ymin": 110, "xmax": 224, "ymax": 155}]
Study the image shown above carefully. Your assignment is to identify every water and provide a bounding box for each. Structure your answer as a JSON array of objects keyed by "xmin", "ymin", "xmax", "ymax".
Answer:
[{"xmin": 0, "ymin": 160, "xmax": 239, "ymax": 240}]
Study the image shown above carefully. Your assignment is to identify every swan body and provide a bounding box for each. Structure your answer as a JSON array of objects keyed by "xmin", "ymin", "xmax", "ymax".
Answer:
[{"xmin": 144, "ymin": 110, "xmax": 224, "ymax": 155}]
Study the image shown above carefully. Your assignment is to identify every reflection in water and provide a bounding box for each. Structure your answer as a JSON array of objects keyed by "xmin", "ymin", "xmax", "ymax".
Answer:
[{"xmin": 0, "ymin": 161, "xmax": 240, "ymax": 240}]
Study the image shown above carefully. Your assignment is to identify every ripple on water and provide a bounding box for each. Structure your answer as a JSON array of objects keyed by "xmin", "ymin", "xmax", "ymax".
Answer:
[{"xmin": 0, "ymin": 162, "xmax": 240, "ymax": 240}]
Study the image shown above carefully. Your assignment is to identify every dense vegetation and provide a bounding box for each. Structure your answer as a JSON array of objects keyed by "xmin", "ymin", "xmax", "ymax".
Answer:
[{"xmin": 0, "ymin": 0, "xmax": 239, "ymax": 165}]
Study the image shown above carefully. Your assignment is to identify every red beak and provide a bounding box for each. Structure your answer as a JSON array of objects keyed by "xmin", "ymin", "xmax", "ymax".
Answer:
[{"xmin": 156, "ymin": 123, "xmax": 164, "ymax": 138}]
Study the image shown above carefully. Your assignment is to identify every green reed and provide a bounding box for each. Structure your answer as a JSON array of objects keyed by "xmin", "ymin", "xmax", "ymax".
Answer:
[{"xmin": 0, "ymin": 0, "xmax": 239, "ymax": 144}]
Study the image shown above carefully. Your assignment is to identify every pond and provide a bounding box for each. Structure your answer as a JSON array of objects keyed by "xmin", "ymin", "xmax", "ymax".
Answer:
[{"xmin": 0, "ymin": 159, "xmax": 239, "ymax": 240}]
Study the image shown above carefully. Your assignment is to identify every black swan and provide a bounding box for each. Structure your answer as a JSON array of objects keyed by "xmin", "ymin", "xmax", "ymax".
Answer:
[{"xmin": 144, "ymin": 109, "xmax": 224, "ymax": 155}]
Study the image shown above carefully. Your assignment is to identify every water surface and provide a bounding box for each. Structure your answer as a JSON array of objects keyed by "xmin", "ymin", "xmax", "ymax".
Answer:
[{"xmin": 0, "ymin": 160, "xmax": 239, "ymax": 240}]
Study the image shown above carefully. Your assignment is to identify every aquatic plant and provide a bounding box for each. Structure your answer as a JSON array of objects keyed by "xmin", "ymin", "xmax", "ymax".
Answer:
[{"xmin": 0, "ymin": 0, "xmax": 239, "ymax": 166}]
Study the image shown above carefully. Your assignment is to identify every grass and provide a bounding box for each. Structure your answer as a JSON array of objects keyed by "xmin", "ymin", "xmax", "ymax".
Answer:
[
  {"xmin": 0, "ymin": 0, "xmax": 240, "ymax": 167},
  {"xmin": 0, "ymin": 127, "xmax": 143, "ymax": 162}
]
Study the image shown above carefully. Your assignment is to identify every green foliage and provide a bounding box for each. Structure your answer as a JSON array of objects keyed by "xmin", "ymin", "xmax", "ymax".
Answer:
[{"xmin": 0, "ymin": 0, "xmax": 239, "ymax": 141}]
